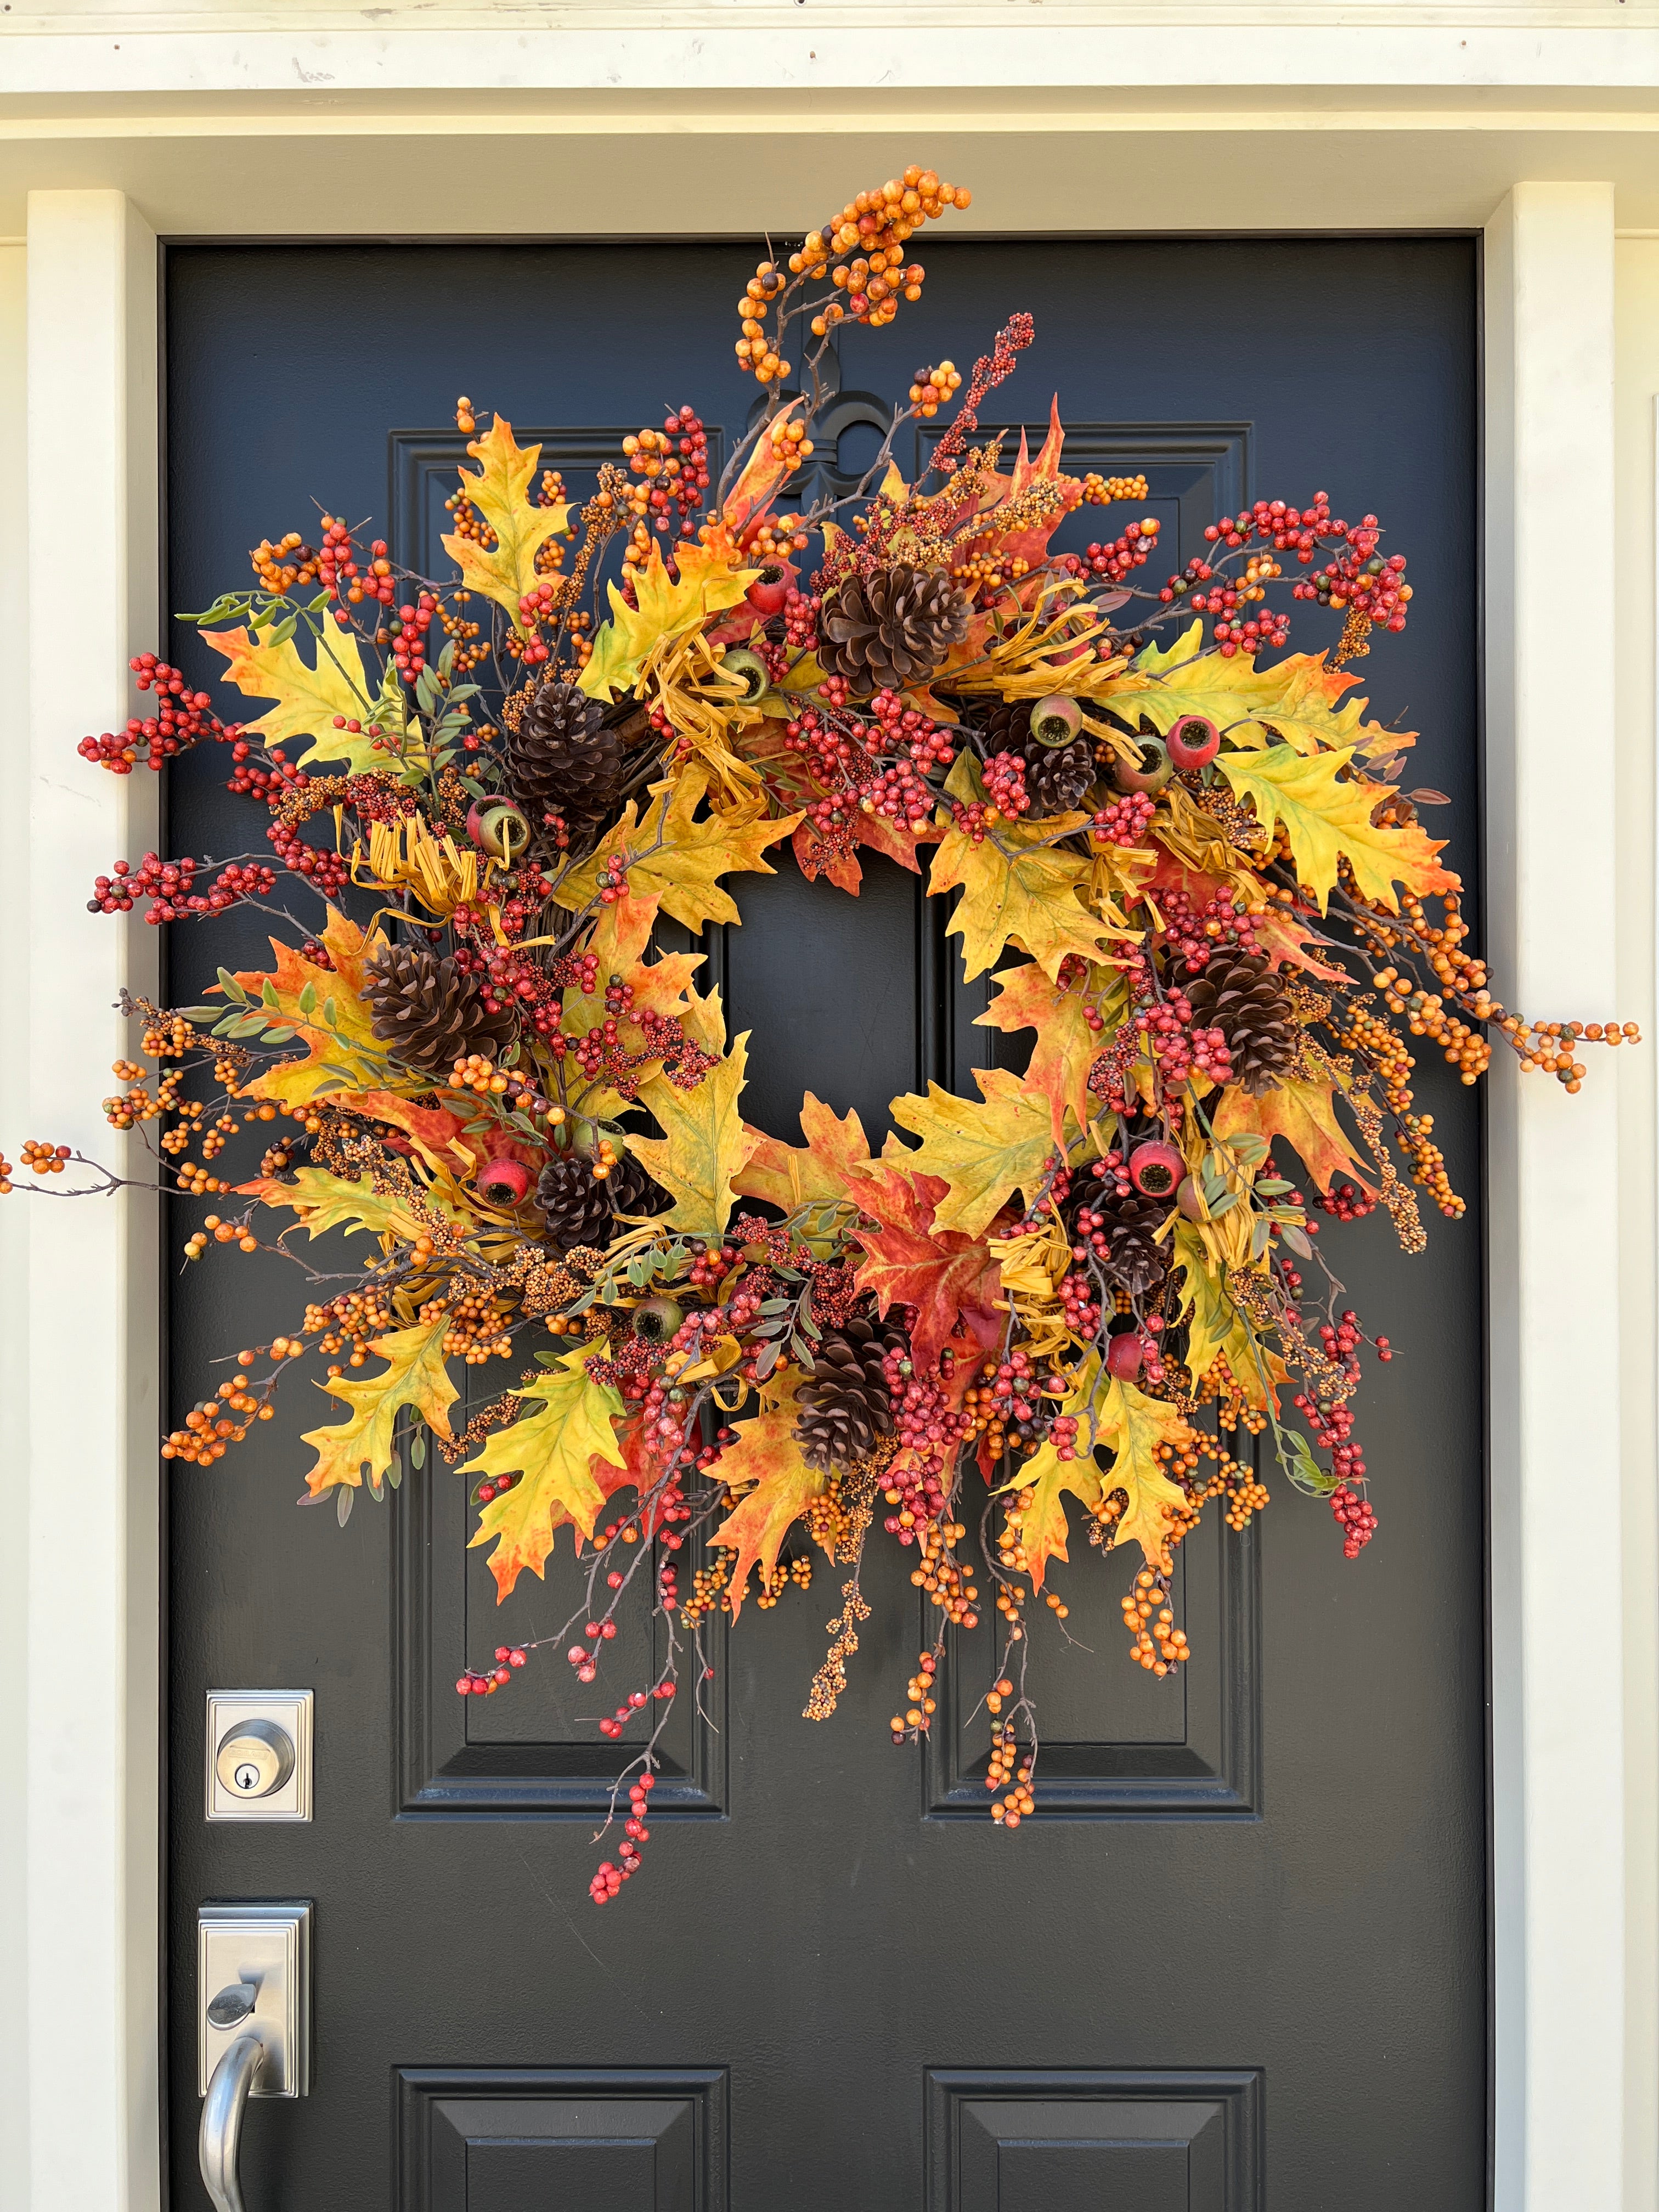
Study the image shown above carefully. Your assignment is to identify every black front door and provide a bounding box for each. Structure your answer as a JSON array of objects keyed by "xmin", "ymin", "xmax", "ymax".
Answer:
[{"xmin": 165, "ymin": 233, "xmax": 1483, "ymax": 2210}]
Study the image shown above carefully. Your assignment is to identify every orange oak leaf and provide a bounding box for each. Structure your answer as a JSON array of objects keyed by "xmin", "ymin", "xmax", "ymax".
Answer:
[
  {"xmin": 976, "ymin": 960, "xmax": 1122, "ymax": 1142},
  {"xmin": 300, "ymin": 1318, "xmax": 458, "ymax": 1496},
  {"xmin": 1213, "ymin": 1078, "xmax": 1371, "ymax": 1197},
  {"xmin": 708, "ymin": 1395, "xmax": 825, "ymax": 1622},
  {"xmin": 462, "ymin": 1346, "xmax": 628, "ymax": 1599},
  {"xmin": 993, "ymin": 1351, "xmax": 1103, "ymax": 1588},
  {"xmin": 1253, "ymin": 911, "xmax": 1352, "ymax": 985},
  {"xmin": 735, "ymin": 1092, "xmax": 874, "ymax": 1215},
  {"xmin": 225, "ymin": 906, "xmax": 391, "ymax": 1109},
  {"xmin": 848, "ymin": 1155, "xmax": 1003, "ymax": 1376},
  {"xmin": 792, "ymin": 809, "xmax": 933, "ymax": 895}
]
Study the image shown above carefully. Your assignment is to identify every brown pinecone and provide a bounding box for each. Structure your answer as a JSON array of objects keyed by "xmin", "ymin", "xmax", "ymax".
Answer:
[
  {"xmin": 819, "ymin": 563, "xmax": 970, "ymax": 695},
  {"xmin": 1186, "ymin": 948, "xmax": 1299, "ymax": 1096},
  {"xmin": 794, "ymin": 1314, "xmax": 902, "ymax": 1474},
  {"xmin": 1066, "ymin": 1180, "xmax": 1170, "ymax": 1298},
  {"xmin": 607, "ymin": 1150, "xmax": 674, "ymax": 1222},
  {"xmin": 502, "ymin": 679, "xmax": 626, "ymax": 856},
  {"xmin": 362, "ymin": 942, "xmax": 516, "ymax": 1077},
  {"xmin": 535, "ymin": 1153, "xmax": 617, "ymax": 1249},
  {"xmin": 969, "ymin": 696, "xmax": 1093, "ymax": 817},
  {"xmin": 1023, "ymin": 736, "xmax": 1096, "ymax": 817}
]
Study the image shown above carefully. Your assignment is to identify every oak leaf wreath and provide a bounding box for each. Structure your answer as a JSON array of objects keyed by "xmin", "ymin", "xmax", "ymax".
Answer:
[{"xmin": 11, "ymin": 168, "xmax": 1635, "ymax": 1905}]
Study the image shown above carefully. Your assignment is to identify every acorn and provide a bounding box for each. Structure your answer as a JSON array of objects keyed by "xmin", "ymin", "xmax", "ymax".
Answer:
[
  {"xmin": 1128, "ymin": 1139, "xmax": 1184, "ymax": 1198},
  {"xmin": 1167, "ymin": 713, "xmax": 1221, "ymax": 772},
  {"xmin": 477, "ymin": 1155, "xmax": 532, "ymax": 1205},
  {"xmin": 719, "ymin": 647, "xmax": 771, "ymax": 704},
  {"xmin": 633, "ymin": 1295, "xmax": 685, "ymax": 1345},
  {"xmin": 466, "ymin": 798, "xmax": 532, "ymax": 864},
  {"xmin": 746, "ymin": 566, "xmax": 791, "ymax": 617},
  {"xmin": 1029, "ymin": 693, "xmax": 1082, "ymax": 748},
  {"xmin": 1111, "ymin": 736, "xmax": 1174, "ymax": 795}
]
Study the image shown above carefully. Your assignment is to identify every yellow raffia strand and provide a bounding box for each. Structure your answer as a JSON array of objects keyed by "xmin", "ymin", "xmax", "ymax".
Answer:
[
  {"xmin": 948, "ymin": 582, "xmax": 1131, "ymax": 705},
  {"xmin": 1154, "ymin": 785, "xmax": 1268, "ymax": 907},
  {"xmin": 640, "ymin": 629, "xmax": 766, "ymax": 801},
  {"xmin": 987, "ymin": 1208, "xmax": 1075, "ymax": 1362},
  {"xmin": 356, "ymin": 814, "xmax": 483, "ymax": 919}
]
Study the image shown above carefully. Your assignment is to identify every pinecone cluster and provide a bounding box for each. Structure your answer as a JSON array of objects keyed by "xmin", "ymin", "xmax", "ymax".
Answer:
[
  {"xmin": 536, "ymin": 1149, "xmax": 672, "ymax": 1251},
  {"xmin": 794, "ymin": 1313, "xmax": 905, "ymax": 1473},
  {"xmin": 1186, "ymin": 948, "xmax": 1298, "ymax": 1095},
  {"xmin": 501, "ymin": 680, "xmax": 631, "ymax": 859},
  {"xmin": 819, "ymin": 562, "xmax": 970, "ymax": 695},
  {"xmin": 363, "ymin": 943, "xmax": 516, "ymax": 1077},
  {"xmin": 974, "ymin": 697, "xmax": 1096, "ymax": 819}
]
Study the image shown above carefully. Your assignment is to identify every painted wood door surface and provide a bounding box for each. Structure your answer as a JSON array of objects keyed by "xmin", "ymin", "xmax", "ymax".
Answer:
[{"xmin": 165, "ymin": 235, "xmax": 1483, "ymax": 2211}]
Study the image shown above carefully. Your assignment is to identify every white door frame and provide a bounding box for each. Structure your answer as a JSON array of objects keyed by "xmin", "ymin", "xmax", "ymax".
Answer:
[{"xmin": 0, "ymin": 37, "xmax": 1651, "ymax": 2211}]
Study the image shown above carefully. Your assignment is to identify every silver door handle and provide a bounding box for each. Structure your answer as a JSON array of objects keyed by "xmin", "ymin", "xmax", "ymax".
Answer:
[{"xmin": 199, "ymin": 2023, "xmax": 265, "ymax": 2212}]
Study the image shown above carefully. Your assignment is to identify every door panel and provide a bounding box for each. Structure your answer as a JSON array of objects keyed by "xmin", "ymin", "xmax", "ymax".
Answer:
[{"xmin": 165, "ymin": 236, "xmax": 1483, "ymax": 2210}]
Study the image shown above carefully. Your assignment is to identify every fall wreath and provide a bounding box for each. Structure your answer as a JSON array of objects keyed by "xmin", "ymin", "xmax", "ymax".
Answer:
[{"xmin": 12, "ymin": 167, "xmax": 1636, "ymax": 1904}]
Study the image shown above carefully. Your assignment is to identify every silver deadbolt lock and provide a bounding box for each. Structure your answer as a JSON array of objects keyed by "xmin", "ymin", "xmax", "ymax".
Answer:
[
  {"xmin": 206, "ymin": 1692, "xmax": 313, "ymax": 1821},
  {"xmin": 216, "ymin": 1718, "xmax": 294, "ymax": 1799}
]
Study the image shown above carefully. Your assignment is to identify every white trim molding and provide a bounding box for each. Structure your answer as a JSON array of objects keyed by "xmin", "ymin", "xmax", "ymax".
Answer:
[
  {"xmin": 2, "ymin": 66, "xmax": 1656, "ymax": 2212},
  {"xmin": 20, "ymin": 188, "xmax": 161, "ymax": 2212}
]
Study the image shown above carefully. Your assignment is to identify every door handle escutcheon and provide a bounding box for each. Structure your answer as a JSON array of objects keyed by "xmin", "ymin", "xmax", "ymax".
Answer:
[
  {"xmin": 199, "ymin": 2028, "xmax": 265, "ymax": 2212},
  {"xmin": 197, "ymin": 1902, "xmax": 312, "ymax": 2210}
]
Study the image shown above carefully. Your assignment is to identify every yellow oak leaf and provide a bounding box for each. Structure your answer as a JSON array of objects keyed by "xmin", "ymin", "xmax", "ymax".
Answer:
[
  {"xmin": 1212, "ymin": 1075, "xmax": 1370, "ymax": 1196},
  {"xmin": 995, "ymin": 1356, "xmax": 1104, "ymax": 1589},
  {"xmin": 554, "ymin": 763, "xmax": 801, "ymax": 933},
  {"xmin": 299, "ymin": 1318, "xmax": 458, "ymax": 1496},
  {"xmin": 930, "ymin": 816, "xmax": 1124, "ymax": 983},
  {"xmin": 1218, "ymin": 742, "xmax": 1456, "ymax": 914},
  {"xmin": 1169, "ymin": 1222, "xmax": 1274, "ymax": 1408},
  {"xmin": 234, "ymin": 1165, "xmax": 462, "ymax": 1248},
  {"xmin": 889, "ymin": 1065, "xmax": 1058, "ymax": 1239},
  {"xmin": 463, "ymin": 1345, "xmax": 629, "ymax": 1598},
  {"xmin": 735, "ymin": 1092, "xmax": 874, "ymax": 1215},
  {"xmin": 579, "ymin": 539, "xmax": 759, "ymax": 703},
  {"xmin": 1102, "ymin": 630, "xmax": 1415, "ymax": 764},
  {"xmin": 977, "ymin": 960, "xmax": 1122, "ymax": 1141},
  {"xmin": 628, "ymin": 1033, "xmax": 758, "ymax": 1236},
  {"xmin": 202, "ymin": 620, "xmax": 382, "ymax": 770},
  {"xmin": 1095, "ymin": 1375, "xmax": 1190, "ymax": 1572},
  {"xmin": 440, "ymin": 416, "xmax": 571, "ymax": 633},
  {"xmin": 1221, "ymin": 651, "xmax": 1418, "ymax": 760},
  {"xmin": 708, "ymin": 1393, "xmax": 825, "ymax": 1622}
]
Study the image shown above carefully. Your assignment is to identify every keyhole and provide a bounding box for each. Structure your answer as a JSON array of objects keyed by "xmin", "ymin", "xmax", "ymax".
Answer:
[{"xmin": 234, "ymin": 1762, "xmax": 262, "ymax": 1792}]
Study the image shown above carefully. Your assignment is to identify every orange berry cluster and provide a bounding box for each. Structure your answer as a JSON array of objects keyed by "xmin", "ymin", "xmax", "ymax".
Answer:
[
  {"xmin": 755, "ymin": 1553, "xmax": 813, "ymax": 1610},
  {"xmin": 889, "ymin": 1650, "xmax": 939, "ymax": 1739},
  {"xmin": 987, "ymin": 1722, "xmax": 1035, "ymax": 1825},
  {"xmin": 1081, "ymin": 472, "xmax": 1152, "ymax": 505},
  {"xmin": 251, "ymin": 530, "xmax": 320, "ymax": 594},
  {"xmin": 1121, "ymin": 1568, "xmax": 1189, "ymax": 1675},
  {"xmin": 19, "ymin": 1139, "xmax": 71, "ymax": 1175},
  {"xmin": 907, "ymin": 1517, "xmax": 980, "ymax": 1625},
  {"xmin": 766, "ymin": 416, "xmax": 815, "ymax": 476},
  {"xmin": 161, "ymin": 1380, "xmax": 273, "ymax": 1463},
  {"xmin": 909, "ymin": 360, "xmax": 962, "ymax": 417}
]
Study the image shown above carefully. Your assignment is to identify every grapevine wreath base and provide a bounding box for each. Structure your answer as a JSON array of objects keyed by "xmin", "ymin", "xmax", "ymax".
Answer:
[{"xmin": 9, "ymin": 167, "xmax": 1637, "ymax": 1905}]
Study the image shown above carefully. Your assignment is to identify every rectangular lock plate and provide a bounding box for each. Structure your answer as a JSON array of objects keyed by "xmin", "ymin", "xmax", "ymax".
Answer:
[
  {"xmin": 198, "ymin": 1901, "xmax": 312, "ymax": 2097},
  {"xmin": 206, "ymin": 1690, "xmax": 313, "ymax": 1822}
]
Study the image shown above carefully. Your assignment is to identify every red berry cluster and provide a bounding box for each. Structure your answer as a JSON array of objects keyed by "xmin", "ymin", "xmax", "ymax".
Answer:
[
  {"xmin": 1331, "ymin": 1483, "xmax": 1378, "ymax": 1559},
  {"xmin": 633, "ymin": 407, "xmax": 710, "ymax": 540},
  {"xmin": 266, "ymin": 812, "xmax": 352, "ymax": 898},
  {"xmin": 1313, "ymin": 1180, "xmax": 1378, "ymax": 1222},
  {"xmin": 78, "ymin": 657, "xmax": 234, "ymax": 775},
  {"xmin": 319, "ymin": 520, "xmax": 395, "ymax": 622},
  {"xmin": 1075, "ymin": 514, "xmax": 1160, "ymax": 588},
  {"xmin": 389, "ymin": 591, "xmax": 437, "ymax": 681},
  {"xmin": 1158, "ymin": 887, "xmax": 1261, "ymax": 973},
  {"xmin": 982, "ymin": 752, "xmax": 1030, "ymax": 820},
  {"xmin": 87, "ymin": 854, "xmax": 277, "ymax": 923},
  {"xmin": 1091, "ymin": 793, "xmax": 1156, "ymax": 847},
  {"xmin": 867, "ymin": 688, "xmax": 955, "ymax": 772},
  {"xmin": 782, "ymin": 587, "xmax": 821, "ymax": 650},
  {"xmin": 591, "ymin": 1771, "xmax": 655, "ymax": 1904},
  {"xmin": 455, "ymin": 1643, "xmax": 527, "ymax": 1696}
]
